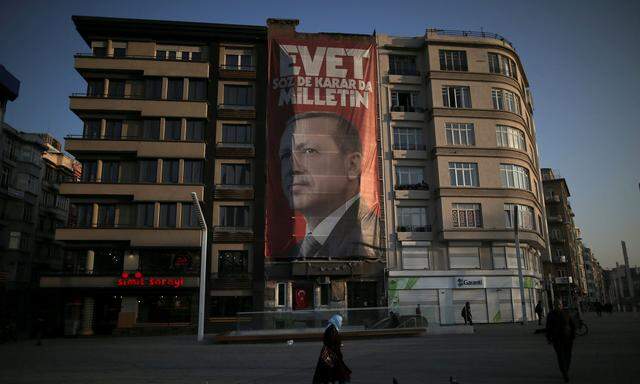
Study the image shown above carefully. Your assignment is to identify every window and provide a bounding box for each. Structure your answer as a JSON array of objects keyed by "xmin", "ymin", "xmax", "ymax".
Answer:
[
  {"xmin": 191, "ymin": 51, "xmax": 203, "ymax": 61},
  {"xmin": 449, "ymin": 162, "xmax": 479, "ymax": 187},
  {"xmin": 389, "ymin": 55, "xmax": 418, "ymax": 75},
  {"xmin": 221, "ymin": 164, "xmax": 251, "ymax": 185},
  {"xmin": 83, "ymin": 119, "xmax": 101, "ymax": 139},
  {"xmin": 181, "ymin": 203, "xmax": 199, "ymax": 228},
  {"xmin": 222, "ymin": 124, "xmax": 252, "ymax": 144},
  {"xmin": 390, "ymin": 91, "xmax": 419, "ymax": 112},
  {"xmin": 118, "ymin": 204, "xmax": 136, "ymax": 227},
  {"xmin": 138, "ymin": 160, "xmax": 157, "ymax": 183},
  {"xmin": 218, "ymin": 250, "xmax": 249, "ymax": 276},
  {"xmin": 74, "ymin": 204, "xmax": 93, "ymax": 228},
  {"xmin": 401, "ymin": 245, "xmax": 430, "ymax": 269},
  {"xmin": 393, "ymin": 127, "xmax": 424, "ymax": 150},
  {"xmin": 145, "ymin": 78, "xmax": 162, "ymax": 99},
  {"xmin": 108, "ymin": 80, "xmax": 125, "ymax": 98},
  {"xmin": 105, "ymin": 120, "xmax": 122, "ymax": 139},
  {"xmin": 23, "ymin": 205, "xmax": 32, "ymax": 223},
  {"xmin": 141, "ymin": 119, "xmax": 161, "ymax": 140},
  {"xmin": 92, "ymin": 41, "xmax": 106, "ymax": 57},
  {"xmin": 396, "ymin": 166, "xmax": 425, "ymax": 188},
  {"xmin": 488, "ymin": 53, "xmax": 517, "ymax": 79},
  {"xmin": 276, "ymin": 282, "xmax": 287, "ymax": 307},
  {"xmin": 496, "ymin": 125, "xmax": 525, "ymax": 150},
  {"xmin": 449, "ymin": 247, "xmax": 480, "ymax": 269},
  {"xmin": 98, "ymin": 204, "xmax": 116, "ymax": 227},
  {"xmin": 101, "ymin": 161, "xmax": 119, "ymax": 183},
  {"xmin": 162, "ymin": 159, "xmax": 179, "ymax": 184},
  {"xmin": 121, "ymin": 161, "xmax": 138, "ymax": 183},
  {"xmin": 220, "ymin": 206, "xmax": 250, "ymax": 227},
  {"xmin": 492, "ymin": 246, "xmax": 528, "ymax": 269},
  {"xmin": 225, "ymin": 50, "xmax": 253, "ymax": 70},
  {"xmin": 87, "ymin": 79, "xmax": 104, "ymax": 97},
  {"xmin": 0, "ymin": 167, "xmax": 10, "ymax": 187},
  {"xmin": 504, "ymin": 204, "xmax": 536, "ymax": 230},
  {"xmin": 452, "ymin": 203, "xmax": 482, "ymax": 228},
  {"xmin": 184, "ymin": 160, "xmax": 203, "ymax": 184},
  {"xmin": 223, "ymin": 85, "xmax": 254, "ymax": 106},
  {"xmin": 397, "ymin": 207, "xmax": 427, "ymax": 232},
  {"xmin": 500, "ymin": 164, "xmax": 530, "ymax": 190},
  {"xmin": 492, "ymin": 88, "xmax": 520, "ymax": 114},
  {"xmin": 167, "ymin": 78, "xmax": 184, "ymax": 101},
  {"xmin": 8, "ymin": 232, "xmax": 21, "ymax": 250},
  {"xmin": 445, "ymin": 123, "xmax": 475, "ymax": 146},
  {"xmin": 188, "ymin": 79, "xmax": 207, "ymax": 101},
  {"xmin": 442, "ymin": 86, "xmax": 471, "ymax": 108},
  {"xmin": 112, "ymin": 42, "xmax": 127, "ymax": 58},
  {"xmin": 136, "ymin": 203, "xmax": 155, "ymax": 228},
  {"xmin": 186, "ymin": 120, "xmax": 205, "ymax": 141},
  {"xmin": 159, "ymin": 203, "xmax": 177, "ymax": 227},
  {"xmin": 439, "ymin": 50, "xmax": 468, "ymax": 71},
  {"xmin": 164, "ymin": 119, "xmax": 182, "ymax": 141},
  {"xmin": 155, "ymin": 50, "xmax": 167, "ymax": 60},
  {"xmin": 320, "ymin": 284, "xmax": 330, "ymax": 306},
  {"xmin": 81, "ymin": 161, "xmax": 98, "ymax": 182}
]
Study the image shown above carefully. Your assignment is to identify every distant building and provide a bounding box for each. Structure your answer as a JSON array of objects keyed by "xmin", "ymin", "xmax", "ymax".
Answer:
[
  {"xmin": 541, "ymin": 168, "xmax": 588, "ymax": 307},
  {"xmin": 582, "ymin": 246, "xmax": 605, "ymax": 306},
  {"xmin": 605, "ymin": 264, "xmax": 639, "ymax": 311}
]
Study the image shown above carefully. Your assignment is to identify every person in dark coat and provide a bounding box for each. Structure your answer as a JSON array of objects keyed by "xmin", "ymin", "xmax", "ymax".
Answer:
[
  {"xmin": 535, "ymin": 301, "xmax": 544, "ymax": 325},
  {"xmin": 461, "ymin": 302, "xmax": 473, "ymax": 325},
  {"xmin": 546, "ymin": 302, "xmax": 576, "ymax": 382},
  {"xmin": 313, "ymin": 314, "xmax": 351, "ymax": 384}
]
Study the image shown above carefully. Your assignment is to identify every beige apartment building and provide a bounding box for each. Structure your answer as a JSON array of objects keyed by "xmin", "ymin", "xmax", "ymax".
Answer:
[{"xmin": 378, "ymin": 30, "xmax": 548, "ymax": 324}]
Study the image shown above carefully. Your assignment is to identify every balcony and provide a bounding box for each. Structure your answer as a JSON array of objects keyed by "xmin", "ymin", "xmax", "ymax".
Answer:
[
  {"xmin": 216, "ymin": 105, "xmax": 256, "ymax": 120},
  {"xmin": 60, "ymin": 182, "xmax": 204, "ymax": 201},
  {"xmin": 74, "ymin": 53, "xmax": 209, "ymax": 78},
  {"xmin": 392, "ymin": 144, "xmax": 427, "ymax": 160},
  {"xmin": 390, "ymin": 106, "xmax": 425, "ymax": 122},
  {"xmin": 218, "ymin": 65, "xmax": 257, "ymax": 80},
  {"xmin": 548, "ymin": 215, "xmax": 564, "ymax": 223},
  {"xmin": 69, "ymin": 94, "xmax": 208, "ymax": 119},
  {"xmin": 215, "ymin": 142, "xmax": 255, "ymax": 158},
  {"xmin": 55, "ymin": 227, "xmax": 202, "ymax": 247},
  {"xmin": 388, "ymin": 70, "xmax": 422, "ymax": 85},
  {"xmin": 396, "ymin": 225, "xmax": 432, "ymax": 242},
  {"xmin": 213, "ymin": 185, "xmax": 254, "ymax": 200},
  {"xmin": 64, "ymin": 136, "xmax": 206, "ymax": 158},
  {"xmin": 554, "ymin": 276, "xmax": 573, "ymax": 285},
  {"xmin": 394, "ymin": 183, "xmax": 430, "ymax": 200},
  {"xmin": 553, "ymin": 255, "xmax": 567, "ymax": 264},
  {"xmin": 545, "ymin": 195, "xmax": 561, "ymax": 203},
  {"xmin": 212, "ymin": 226, "xmax": 254, "ymax": 242}
]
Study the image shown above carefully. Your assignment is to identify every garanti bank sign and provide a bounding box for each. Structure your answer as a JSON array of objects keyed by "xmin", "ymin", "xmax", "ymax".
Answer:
[{"xmin": 455, "ymin": 276, "xmax": 485, "ymax": 289}]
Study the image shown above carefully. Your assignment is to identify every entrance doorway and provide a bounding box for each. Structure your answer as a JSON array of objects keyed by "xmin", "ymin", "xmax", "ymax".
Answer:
[
  {"xmin": 94, "ymin": 295, "xmax": 121, "ymax": 335},
  {"xmin": 347, "ymin": 282, "xmax": 377, "ymax": 308}
]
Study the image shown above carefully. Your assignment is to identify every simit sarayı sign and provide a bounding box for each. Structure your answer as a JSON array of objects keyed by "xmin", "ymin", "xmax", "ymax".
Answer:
[{"xmin": 117, "ymin": 271, "xmax": 184, "ymax": 288}]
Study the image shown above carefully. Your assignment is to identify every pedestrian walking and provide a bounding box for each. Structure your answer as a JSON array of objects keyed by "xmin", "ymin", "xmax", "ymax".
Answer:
[
  {"xmin": 461, "ymin": 302, "xmax": 473, "ymax": 325},
  {"xmin": 535, "ymin": 300, "xmax": 544, "ymax": 325},
  {"xmin": 389, "ymin": 311, "xmax": 400, "ymax": 328},
  {"xmin": 415, "ymin": 304, "xmax": 423, "ymax": 327},
  {"xmin": 313, "ymin": 314, "xmax": 351, "ymax": 384},
  {"xmin": 595, "ymin": 302, "xmax": 603, "ymax": 317},
  {"xmin": 546, "ymin": 301, "xmax": 576, "ymax": 383}
]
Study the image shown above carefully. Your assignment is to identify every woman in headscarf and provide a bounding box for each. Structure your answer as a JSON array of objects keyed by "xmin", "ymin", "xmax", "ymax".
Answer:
[{"xmin": 313, "ymin": 314, "xmax": 351, "ymax": 384}]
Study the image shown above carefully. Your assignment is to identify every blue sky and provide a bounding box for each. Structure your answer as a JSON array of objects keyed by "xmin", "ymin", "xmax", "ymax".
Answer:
[{"xmin": 1, "ymin": 0, "xmax": 638, "ymax": 268}]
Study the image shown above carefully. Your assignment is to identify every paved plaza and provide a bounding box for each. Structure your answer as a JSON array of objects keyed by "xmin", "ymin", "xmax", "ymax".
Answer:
[{"xmin": 1, "ymin": 313, "xmax": 638, "ymax": 384}]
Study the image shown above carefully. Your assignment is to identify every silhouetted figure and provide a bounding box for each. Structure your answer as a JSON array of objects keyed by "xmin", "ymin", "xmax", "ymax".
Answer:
[
  {"xmin": 546, "ymin": 302, "xmax": 576, "ymax": 383},
  {"xmin": 35, "ymin": 316, "xmax": 45, "ymax": 346},
  {"xmin": 313, "ymin": 314, "xmax": 351, "ymax": 384},
  {"xmin": 461, "ymin": 302, "xmax": 473, "ymax": 325},
  {"xmin": 535, "ymin": 301, "xmax": 544, "ymax": 325},
  {"xmin": 595, "ymin": 302, "xmax": 603, "ymax": 317},
  {"xmin": 604, "ymin": 303, "xmax": 613, "ymax": 314},
  {"xmin": 415, "ymin": 304, "xmax": 423, "ymax": 327},
  {"xmin": 389, "ymin": 311, "xmax": 400, "ymax": 328}
]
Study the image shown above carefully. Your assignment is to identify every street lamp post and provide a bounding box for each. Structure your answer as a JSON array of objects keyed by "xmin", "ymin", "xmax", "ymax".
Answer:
[{"xmin": 191, "ymin": 192, "xmax": 208, "ymax": 343}]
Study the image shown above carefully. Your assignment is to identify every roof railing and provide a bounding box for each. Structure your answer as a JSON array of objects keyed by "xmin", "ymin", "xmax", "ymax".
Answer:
[{"xmin": 427, "ymin": 29, "xmax": 514, "ymax": 49}]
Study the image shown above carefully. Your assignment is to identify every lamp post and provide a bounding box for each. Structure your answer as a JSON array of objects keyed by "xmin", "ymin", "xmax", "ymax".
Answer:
[{"xmin": 191, "ymin": 192, "xmax": 207, "ymax": 342}]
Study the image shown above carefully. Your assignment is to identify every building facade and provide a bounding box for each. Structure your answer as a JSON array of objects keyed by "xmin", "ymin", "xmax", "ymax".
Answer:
[
  {"xmin": 378, "ymin": 30, "xmax": 547, "ymax": 324},
  {"xmin": 40, "ymin": 16, "xmax": 267, "ymax": 336},
  {"xmin": 604, "ymin": 264, "xmax": 639, "ymax": 312},
  {"xmin": 581, "ymin": 245, "xmax": 605, "ymax": 306}
]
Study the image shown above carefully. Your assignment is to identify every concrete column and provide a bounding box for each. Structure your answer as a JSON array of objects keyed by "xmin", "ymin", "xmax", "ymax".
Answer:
[
  {"xmin": 103, "ymin": 78, "xmax": 110, "ymax": 98},
  {"xmin": 161, "ymin": 77, "xmax": 168, "ymax": 100},
  {"xmin": 286, "ymin": 282, "xmax": 293, "ymax": 310},
  {"xmin": 183, "ymin": 78, "xmax": 189, "ymax": 100},
  {"xmin": 96, "ymin": 160, "xmax": 103, "ymax": 182},
  {"xmin": 91, "ymin": 203, "xmax": 99, "ymax": 228},
  {"xmin": 80, "ymin": 297, "xmax": 95, "ymax": 336},
  {"xmin": 106, "ymin": 40, "xmax": 113, "ymax": 56},
  {"xmin": 156, "ymin": 159, "xmax": 162, "ymax": 184},
  {"xmin": 178, "ymin": 159, "xmax": 185, "ymax": 184},
  {"xmin": 86, "ymin": 250, "xmax": 95, "ymax": 275},
  {"xmin": 159, "ymin": 117, "xmax": 166, "ymax": 140},
  {"xmin": 314, "ymin": 285, "xmax": 321, "ymax": 309},
  {"xmin": 180, "ymin": 118, "xmax": 187, "ymax": 141},
  {"xmin": 154, "ymin": 202, "xmax": 160, "ymax": 228},
  {"xmin": 176, "ymin": 202, "xmax": 183, "ymax": 228},
  {"xmin": 100, "ymin": 118, "xmax": 106, "ymax": 138}
]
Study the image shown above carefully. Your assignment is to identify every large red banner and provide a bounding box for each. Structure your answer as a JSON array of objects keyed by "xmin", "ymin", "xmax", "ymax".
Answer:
[{"xmin": 266, "ymin": 33, "xmax": 381, "ymax": 260}]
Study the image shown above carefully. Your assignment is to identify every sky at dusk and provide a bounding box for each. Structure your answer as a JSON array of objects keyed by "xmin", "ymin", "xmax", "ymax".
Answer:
[{"xmin": 1, "ymin": 0, "xmax": 638, "ymax": 268}]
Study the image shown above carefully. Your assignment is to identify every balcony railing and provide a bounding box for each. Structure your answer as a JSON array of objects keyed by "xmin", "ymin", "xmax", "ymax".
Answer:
[
  {"xmin": 392, "ymin": 144, "xmax": 427, "ymax": 151},
  {"xmin": 75, "ymin": 52, "xmax": 208, "ymax": 63},
  {"xmin": 213, "ymin": 226, "xmax": 253, "ymax": 233},
  {"xmin": 219, "ymin": 65, "xmax": 256, "ymax": 71},
  {"xmin": 63, "ymin": 177, "xmax": 204, "ymax": 185},
  {"xmin": 390, "ymin": 105, "xmax": 425, "ymax": 113},
  {"xmin": 395, "ymin": 182, "xmax": 429, "ymax": 191},
  {"xmin": 397, "ymin": 225, "xmax": 432, "ymax": 233},
  {"xmin": 71, "ymin": 92, "xmax": 207, "ymax": 102},
  {"xmin": 389, "ymin": 69, "xmax": 421, "ymax": 76},
  {"xmin": 428, "ymin": 29, "xmax": 514, "ymax": 49},
  {"xmin": 64, "ymin": 223, "xmax": 200, "ymax": 230},
  {"xmin": 66, "ymin": 134, "xmax": 204, "ymax": 143}
]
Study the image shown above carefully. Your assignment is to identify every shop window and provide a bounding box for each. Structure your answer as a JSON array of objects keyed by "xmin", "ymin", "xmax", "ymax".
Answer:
[
  {"xmin": 137, "ymin": 295, "xmax": 193, "ymax": 323},
  {"xmin": 276, "ymin": 282, "xmax": 287, "ymax": 307},
  {"xmin": 209, "ymin": 296, "xmax": 252, "ymax": 317}
]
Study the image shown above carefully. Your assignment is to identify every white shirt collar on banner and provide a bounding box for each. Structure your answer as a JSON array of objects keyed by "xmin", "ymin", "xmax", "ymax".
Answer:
[{"xmin": 305, "ymin": 193, "xmax": 360, "ymax": 246}]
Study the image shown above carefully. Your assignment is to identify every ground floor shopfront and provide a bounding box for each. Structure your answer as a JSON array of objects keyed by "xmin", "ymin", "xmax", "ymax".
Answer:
[{"xmin": 388, "ymin": 272, "xmax": 543, "ymax": 324}]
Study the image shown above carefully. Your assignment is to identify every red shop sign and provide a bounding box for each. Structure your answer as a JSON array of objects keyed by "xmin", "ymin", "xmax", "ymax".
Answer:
[{"xmin": 117, "ymin": 272, "xmax": 184, "ymax": 289}]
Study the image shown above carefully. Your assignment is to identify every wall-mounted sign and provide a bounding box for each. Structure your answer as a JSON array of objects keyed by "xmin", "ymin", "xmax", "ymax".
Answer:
[
  {"xmin": 454, "ymin": 276, "xmax": 485, "ymax": 289},
  {"xmin": 117, "ymin": 272, "xmax": 184, "ymax": 289}
]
